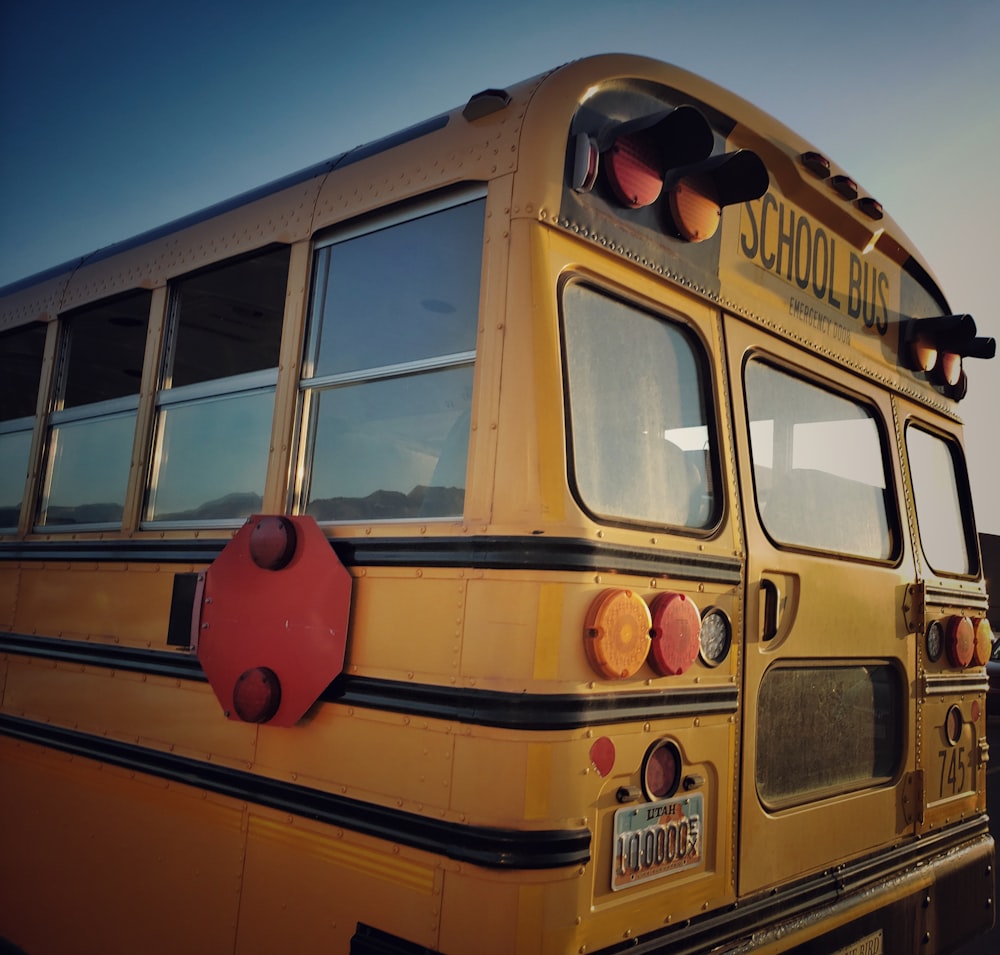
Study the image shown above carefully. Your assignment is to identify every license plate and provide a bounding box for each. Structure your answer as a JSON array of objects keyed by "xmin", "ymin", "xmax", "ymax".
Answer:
[
  {"xmin": 832, "ymin": 929, "xmax": 883, "ymax": 955},
  {"xmin": 612, "ymin": 794, "xmax": 702, "ymax": 891}
]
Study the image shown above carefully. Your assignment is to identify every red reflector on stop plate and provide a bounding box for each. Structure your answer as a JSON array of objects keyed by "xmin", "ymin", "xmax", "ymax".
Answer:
[
  {"xmin": 649, "ymin": 592, "xmax": 701, "ymax": 676},
  {"xmin": 196, "ymin": 515, "xmax": 352, "ymax": 726}
]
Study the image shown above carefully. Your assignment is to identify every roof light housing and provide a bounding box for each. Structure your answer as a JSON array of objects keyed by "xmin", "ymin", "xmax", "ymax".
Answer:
[{"xmin": 902, "ymin": 314, "xmax": 995, "ymax": 399}]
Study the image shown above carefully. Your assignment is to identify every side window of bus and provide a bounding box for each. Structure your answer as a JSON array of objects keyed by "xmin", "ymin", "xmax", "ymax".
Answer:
[
  {"xmin": 145, "ymin": 246, "xmax": 290, "ymax": 524},
  {"xmin": 298, "ymin": 196, "xmax": 484, "ymax": 522},
  {"xmin": 36, "ymin": 292, "xmax": 151, "ymax": 528},
  {"xmin": 745, "ymin": 361, "xmax": 894, "ymax": 560},
  {"xmin": 562, "ymin": 283, "xmax": 720, "ymax": 530},
  {"xmin": 905, "ymin": 424, "xmax": 976, "ymax": 576},
  {"xmin": 0, "ymin": 323, "xmax": 47, "ymax": 530}
]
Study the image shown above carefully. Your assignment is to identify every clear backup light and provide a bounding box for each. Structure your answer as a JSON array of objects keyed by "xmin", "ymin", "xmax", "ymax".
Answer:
[
  {"xmin": 925, "ymin": 619, "xmax": 944, "ymax": 662},
  {"xmin": 698, "ymin": 608, "xmax": 732, "ymax": 667}
]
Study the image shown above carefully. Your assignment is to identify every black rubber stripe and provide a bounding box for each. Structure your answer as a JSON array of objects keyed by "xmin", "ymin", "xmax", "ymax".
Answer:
[
  {"xmin": 0, "ymin": 632, "xmax": 738, "ymax": 729},
  {"xmin": 0, "ymin": 535, "xmax": 742, "ymax": 583},
  {"xmin": 0, "ymin": 713, "xmax": 589, "ymax": 871}
]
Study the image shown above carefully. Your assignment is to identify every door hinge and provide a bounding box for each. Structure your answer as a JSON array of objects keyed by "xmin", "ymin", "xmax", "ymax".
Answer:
[{"xmin": 903, "ymin": 770, "xmax": 924, "ymax": 826}]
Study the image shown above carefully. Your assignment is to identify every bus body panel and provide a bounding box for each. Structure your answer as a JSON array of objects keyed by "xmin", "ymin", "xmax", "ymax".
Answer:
[{"xmin": 0, "ymin": 53, "xmax": 992, "ymax": 955}]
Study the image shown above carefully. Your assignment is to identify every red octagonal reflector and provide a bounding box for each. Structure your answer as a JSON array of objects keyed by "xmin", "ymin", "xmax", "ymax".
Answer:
[{"xmin": 195, "ymin": 514, "xmax": 352, "ymax": 726}]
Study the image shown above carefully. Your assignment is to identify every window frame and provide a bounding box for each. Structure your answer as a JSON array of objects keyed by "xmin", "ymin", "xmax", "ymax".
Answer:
[
  {"xmin": 743, "ymin": 356, "xmax": 901, "ymax": 564},
  {"xmin": 0, "ymin": 322, "xmax": 47, "ymax": 532},
  {"xmin": 559, "ymin": 277, "xmax": 725, "ymax": 536},
  {"xmin": 904, "ymin": 419, "xmax": 980, "ymax": 578},
  {"xmin": 34, "ymin": 290, "xmax": 151, "ymax": 532},
  {"xmin": 142, "ymin": 246, "xmax": 290, "ymax": 528},
  {"xmin": 294, "ymin": 188, "xmax": 486, "ymax": 524}
]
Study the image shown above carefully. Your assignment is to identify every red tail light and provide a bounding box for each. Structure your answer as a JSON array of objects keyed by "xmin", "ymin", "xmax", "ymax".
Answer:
[
  {"xmin": 945, "ymin": 615, "xmax": 975, "ymax": 668},
  {"xmin": 648, "ymin": 592, "xmax": 701, "ymax": 676},
  {"xmin": 642, "ymin": 739, "xmax": 682, "ymax": 800}
]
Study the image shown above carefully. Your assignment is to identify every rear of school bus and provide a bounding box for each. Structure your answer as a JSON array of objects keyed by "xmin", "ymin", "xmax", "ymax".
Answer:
[{"xmin": 0, "ymin": 54, "xmax": 994, "ymax": 955}]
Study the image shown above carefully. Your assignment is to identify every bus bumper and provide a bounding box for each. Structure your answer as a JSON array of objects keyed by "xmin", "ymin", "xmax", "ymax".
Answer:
[{"xmin": 350, "ymin": 820, "xmax": 993, "ymax": 955}]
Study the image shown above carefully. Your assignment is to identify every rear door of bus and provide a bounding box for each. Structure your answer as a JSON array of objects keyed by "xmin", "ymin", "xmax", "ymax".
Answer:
[{"xmin": 725, "ymin": 314, "xmax": 916, "ymax": 894}]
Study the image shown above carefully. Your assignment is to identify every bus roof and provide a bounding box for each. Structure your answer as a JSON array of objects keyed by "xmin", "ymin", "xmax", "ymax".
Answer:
[{"xmin": 2, "ymin": 54, "xmax": 989, "ymax": 405}]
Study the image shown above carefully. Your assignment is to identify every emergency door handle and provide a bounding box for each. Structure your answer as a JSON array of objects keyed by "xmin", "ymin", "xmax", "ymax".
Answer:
[{"xmin": 761, "ymin": 579, "xmax": 779, "ymax": 641}]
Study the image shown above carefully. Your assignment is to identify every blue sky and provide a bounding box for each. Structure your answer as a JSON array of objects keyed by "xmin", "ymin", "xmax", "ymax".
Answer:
[{"xmin": 2, "ymin": 0, "xmax": 999, "ymax": 531}]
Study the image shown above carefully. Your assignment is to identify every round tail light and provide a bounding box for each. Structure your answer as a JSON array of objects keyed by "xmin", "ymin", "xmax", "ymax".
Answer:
[
  {"xmin": 698, "ymin": 608, "xmax": 732, "ymax": 667},
  {"xmin": 945, "ymin": 615, "xmax": 975, "ymax": 668},
  {"xmin": 642, "ymin": 739, "xmax": 682, "ymax": 800},
  {"xmin": 583, "ymin": 589, "xmax": 652, "ymax": 679},
  {"xmin": 649, "ymin": 592, "xmax": 701, "ymax": 676},
  {"xmin": 972, "ymin": 617, "xmax": 992, "ymax": 666}
]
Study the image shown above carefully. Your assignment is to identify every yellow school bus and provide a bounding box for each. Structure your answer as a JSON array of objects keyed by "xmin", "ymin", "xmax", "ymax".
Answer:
[{"xmin": 0, "ymin": 53, "xmax": 995, "ymax": 955}]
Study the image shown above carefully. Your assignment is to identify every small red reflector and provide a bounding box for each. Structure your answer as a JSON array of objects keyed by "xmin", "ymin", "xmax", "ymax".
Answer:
[
  {"xmin": 232, "ymin": 666, "xmax": 282, "ymax": 723},
  {"xmin": 648, "ymin": 592, "xmax": 701, "ymax": 676},
  {"xmin": 605, "ymin": 134, "xmax": 663, "ymax": 208},
  {"xmin": 590, "ymin": 737, "xmax": 616, "ymax": 778},
  {"xmin": 945, "ymin": 615, "xmax": 975, "ymax": 668}
]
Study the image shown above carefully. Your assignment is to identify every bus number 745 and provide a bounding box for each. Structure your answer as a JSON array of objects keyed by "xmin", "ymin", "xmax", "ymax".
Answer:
[{"xmin": 938, "ymin": 746, "xmax": 972, "ymax": 798}]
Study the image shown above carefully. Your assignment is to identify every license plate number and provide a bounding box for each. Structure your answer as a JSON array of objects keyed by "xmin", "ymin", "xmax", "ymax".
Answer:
[{"xmin": 612, "ymin": 794, "xmax": 702, "ymax": 891}]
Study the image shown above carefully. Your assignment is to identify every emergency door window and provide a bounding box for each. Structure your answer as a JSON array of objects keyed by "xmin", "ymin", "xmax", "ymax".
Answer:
[
  {"xmin": 745, "ymin": 361, "xmax": 894, "ymax": 559},
  {"xmin": 906, "ymin": 425, "xmax": 975, "ymax": 576},
  {"xmin": 37, "ymin": 291, "xmax": 151, "ymax": 528},
  {"xmin": 0, "ymin": 323, "xmax": 47, "ymax": 529},
  {"xmin": 299, "ymin": 195, "xmax": 484, "ymax": 521},
  {"xmin": 562, "ymin": 284, "xmax": 719, "ymax": 530},
  {"xmin": 757, "ymin": 664, "xmax": 903, "ymax": 806},
  {"xmin": 146, "ymin": 246, "xmax": 289, "ymax": 524}
]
